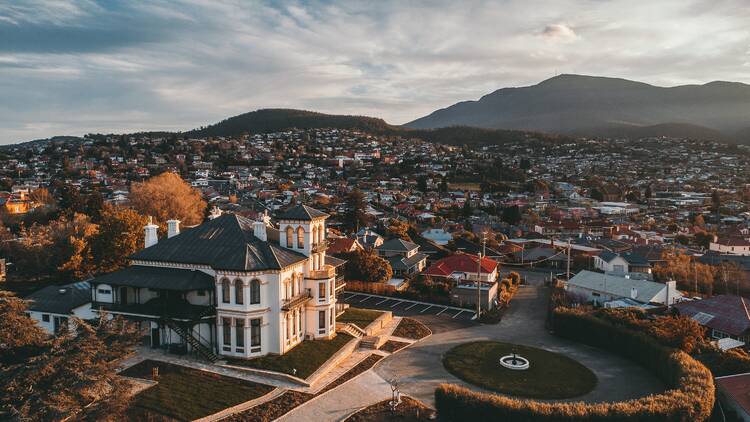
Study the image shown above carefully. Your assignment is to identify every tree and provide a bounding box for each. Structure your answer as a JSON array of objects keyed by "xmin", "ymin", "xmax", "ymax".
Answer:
[
  {"xmin": 644, "ymin": 185, "xmax": 652, "ymax": 200},
  {"xmin": 0, "ymin": 301, "xmax": 138, "ymax": 421},
  {"xmin": 88, "ymin": 206, "xmax": 148, "ymax": 275},
  {"xmin": 341, "ymin": 249, "xmax": 393, "ymax": 283},
  {"xmin": 653, "ymin": 250, "xmax": 715, "ymax": 295},
  {"xmin": 345, "ymin": 188, "xmax": 368, "ymax": 232},
  {"xmin": 85, "ymin": 190, "xmax": 105, "ymax": 222},
  {"xmin": 0, "ymin": 292, "xmax": 46, "ymax": 363},
  {"xmin": 416, "ymin": 175, "xmax": 428, "ymax": 193},
  {"xmin": 129, "ymin": 172, "xmax": 207, "ymax": 227},
  {"xmin": 55, "ymin": 182, "xmax": 84, "ymax": 215},
  {"xmin": 711, "ymin": 190, "xmax": 721, "ymax": 215},
  {"xmin": 501, "ymin": 206, "xmax": 522, "ymax": 225},
  {"xmin": 385, "ymin": 218, "xmax": 411, "ymax": 241},
  {"xmin": 461, "ymin": 200, "xmax": 473, "ymax": 218}
]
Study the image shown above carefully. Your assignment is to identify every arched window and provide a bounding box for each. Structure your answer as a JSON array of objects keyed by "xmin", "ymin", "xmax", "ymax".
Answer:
[
  {"xmin": 313, "ymin": 254, "xmax": 319, "ymax": 270},
  {"xmin": 291, "ymin": 274, "xmax": 297, "ymax": 297},
  {"xmin": 221, "ymin": 278, "xmax": 230, "ymax": 303},
  {"xmin": 286, "ymin": 226, "xmax": 294, "ymax": 248},
  {"xmin": 318, "ymin": 224, "xmax": 324, "ymax": 244},
  {"xmin": 312, "ymin": 226, "xmax": 318, "ymax": 246},
  {"xmin": 297, "ymin": 226, "xmax": 305, "ymax": 249},
  {"xmin": 250, "ymin": 279, "xmax": 260, "ymax": 304},
  {"xmin": 234, "ymin": 279, "xmax": 244, "ymax": 305}
]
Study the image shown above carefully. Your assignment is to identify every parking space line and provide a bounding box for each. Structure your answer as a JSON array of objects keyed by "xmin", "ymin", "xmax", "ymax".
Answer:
[
  {"xmin": 376, "ymin": 298, "xmax": 390, "ymax": 305},
  {"xmin": 405, "ymin": 303, "xmax": 418, "ymax": 310},
  {"xmin": 436, "ymin": 307, "xmax": 449, "ymax": 316},
  {"xmin": 453, "ymin": 310, "xmax": 467, "ymax": 319},
  {"xmin": 346, "ymin": 293, "xmax": 359, "ymax": 300},
  {"xmin": 420, "ymin": 305, "xmax": 432, "ymax": 314},
  {"xmin": 390, "ymin": 300, "xmax": 403, "ymax": 308},
  {"xmin": 360, "ymin": 295, "xmax": 372, "ymax": 303}
]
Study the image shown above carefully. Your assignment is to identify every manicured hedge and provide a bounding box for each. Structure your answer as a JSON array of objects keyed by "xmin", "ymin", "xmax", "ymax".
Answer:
[{"xmin": 435, "ymin": 307, "xmax": 715, "ymax": 422}]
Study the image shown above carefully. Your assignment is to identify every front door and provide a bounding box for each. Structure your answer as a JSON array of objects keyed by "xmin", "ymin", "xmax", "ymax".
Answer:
[
  {"xmin": 120, "ymin": 287, "xmax": 128, "ymax": 305},
  {"xmin": 151, "ymin": 328, "xmax": 160, "ymax": 348}
]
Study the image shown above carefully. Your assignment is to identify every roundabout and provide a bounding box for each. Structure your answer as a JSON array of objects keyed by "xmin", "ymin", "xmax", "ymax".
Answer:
[{"xmin": 442, "ymin": 341, "xmax": 597, "ymax": 399}]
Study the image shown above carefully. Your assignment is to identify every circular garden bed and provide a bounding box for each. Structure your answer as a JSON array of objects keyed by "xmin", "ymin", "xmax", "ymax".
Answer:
[{"xmin": 443, "ymin": 341, "xmax": 597, "ymax": 399}]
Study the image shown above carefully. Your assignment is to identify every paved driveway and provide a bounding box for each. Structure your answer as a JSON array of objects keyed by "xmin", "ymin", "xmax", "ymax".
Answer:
[{"xmin": 374, "ymin": 284, "xmax": 664, "ymax": 406}]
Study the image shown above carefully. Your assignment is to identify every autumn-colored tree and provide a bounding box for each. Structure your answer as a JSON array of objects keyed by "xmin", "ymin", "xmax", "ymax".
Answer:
[
  {"xmin": 647, "ymin": 315, "xmax": 705, "ymax": 353},
  {"xmin": 341, "ymin": 249, "xmax": 393, "ymax": 283},
  {"xmin": 385, "ymin": 218, "xmax": 411, "ymax": 241},
  {"xmin": 129, "ymin": 172, "xmax": 207, "ymax": 227},
  {"xmin": 4, "ymin": 213, "xmax": 96, "ymax": 280},
  {"xmin": 0, "ymin": 307, "xmax": 139, "ymax": 421},
  {"xmin": 28, "ymin": 188, "xmax": 54, "ymax": 207},
  {"xmin": 0, "ymin": 292, "xmax": 46, "ymax": 363},
  {"xmin": 88, "ymin": 206, "xmax": 148, "ymax": 274},
  {"xmin": 653, "ymin": 250, "xmax": 715, "ymax": 295}
]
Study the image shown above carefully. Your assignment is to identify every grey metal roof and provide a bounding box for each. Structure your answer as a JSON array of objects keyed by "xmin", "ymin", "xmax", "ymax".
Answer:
[
  {"xmin": 377, "ymin": 238, "xmax": 420, "ymax": 252},
  {"xmin": 26, "ymin": 281, "xmax": 91, "ymax": 314},
  {"xmin": 89, "ymin": 265, "xmax": 215, "ymax": 291},
  {"xmin": 388, "ymin": 253, "xmax": 427, "ymax": 271},
  {"xmin": 277, "ymin": 204, "xmax": 329, "ymax": 221},
  {"xmin": 130, "ymin": 213, "xmax": 307, "ymax": 271},
  {"xmin": 326, "ymin": 255, "xmax": 347, "ymax": 268},
  {"xmin": 566, "ymin": 270, "xmax": 669, "ymax": 303}
]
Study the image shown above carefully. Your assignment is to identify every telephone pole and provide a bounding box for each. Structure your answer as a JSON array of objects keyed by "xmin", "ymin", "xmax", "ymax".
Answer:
[
  {"xmin": 566, "ymin": 238, "xmax": 571, "ymax": 280},
  {"xmin": 476, "ymin": 233, "xmax": 486, "ymax": 319}
]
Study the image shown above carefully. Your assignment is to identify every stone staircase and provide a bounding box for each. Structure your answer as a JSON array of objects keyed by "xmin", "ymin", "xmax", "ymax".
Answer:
[
  {"xmin": 164, "ymin": 319, "xmax": 220, "ymax": 363},
  {"xmin": 359, "ymin": 336, "xmax": 380, "ymax": 349},
  {"xmin": 336, "ymin": 322, "xmax": 366, "ymax": 339}
]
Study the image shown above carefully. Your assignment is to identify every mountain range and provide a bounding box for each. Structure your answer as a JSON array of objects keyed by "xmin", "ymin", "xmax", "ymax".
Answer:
[{"xmin": 406, "ymin": 74, "xmax": 750, "ymax": 142}]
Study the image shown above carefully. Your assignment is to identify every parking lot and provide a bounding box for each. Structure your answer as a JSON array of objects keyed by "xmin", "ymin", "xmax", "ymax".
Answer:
[{"xmin": 339, "ymin": 291, "xmax": 477, "ymax": 322}]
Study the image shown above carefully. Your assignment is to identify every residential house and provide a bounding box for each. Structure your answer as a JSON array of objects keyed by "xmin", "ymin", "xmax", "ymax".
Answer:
[
  {"xmin": 375, "ymin": 238, "xmax": 428, "ymax": 277},
  {"xmin": 88, "ymin": 204, "xmax": 341, "ymax": 361},
  {"xmin": 674, "ymin": 295, "xmax": 750, "ymax": 345},
  {"xmin": 26, "ymin": 281, "xmax": 95, "ymax": 335},
  {"xmin": 564, "ymin": 270, "xmax": 681, "ymax": 307}
]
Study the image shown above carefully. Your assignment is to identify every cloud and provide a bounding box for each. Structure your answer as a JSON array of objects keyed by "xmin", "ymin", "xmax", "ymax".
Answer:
[
  {"xmin": 541, "ymin": 23, "xmax": 579, "ymax": 42},
  {"xmin": 0, "ymin": 0, "xmax": 749, "ymax": 144}
]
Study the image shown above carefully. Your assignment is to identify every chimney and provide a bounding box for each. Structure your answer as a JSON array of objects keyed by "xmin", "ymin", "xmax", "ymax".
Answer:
[
  {"xmin": 144, "ymin": 216, "xmax": 159, "ymax": 248},
  {"xmin": 666, "ymin": 280, "xmax": 677, "ymax": 305},
  {"xmin": 253, "ymin": 210, "xmax": 270, "ymax": 242},
  {"xmin": 630, "ymin": 287, "xmax": 638, "ymax": 300},
  {"xmin": 167, "ymin": 219, "xmax": 181, "ymax": 238},
  {"xmin": 209, "ymin": 206, "xmax": 222, "ymax": 220}
]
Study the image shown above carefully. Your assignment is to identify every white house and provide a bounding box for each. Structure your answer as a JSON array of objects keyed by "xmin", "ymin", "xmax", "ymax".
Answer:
[
  {"xmin": 709, "ymin": 237, "xmax": 750, "ymax": 256},
  {"xmin": 88, "ymin": 204, "xmax": 343, "ymax": 361},
  {"xmin": 25, "ymin": 281, "xmax": 95, "ymax": 335},
  {"xmin": 564, "ymin": 270, "xmax": 681, "ymax": 307}
]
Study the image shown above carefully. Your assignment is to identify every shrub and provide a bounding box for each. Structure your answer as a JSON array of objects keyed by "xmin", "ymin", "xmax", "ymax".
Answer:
[{"xmin": 435, "ymin": 307, "xmax": 715, "ymax": 422}]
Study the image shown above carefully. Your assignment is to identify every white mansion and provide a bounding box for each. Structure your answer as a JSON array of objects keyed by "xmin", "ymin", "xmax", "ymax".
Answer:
[{"xmin": 86, "ymin": 204, "xmax": 344, "ymax": 361}]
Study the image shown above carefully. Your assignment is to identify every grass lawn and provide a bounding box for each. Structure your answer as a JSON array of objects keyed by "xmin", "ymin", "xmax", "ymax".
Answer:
[
  {"xmin": 338, "ymin": 307, "xmax": 384, "ymax": 330},
  {"xmin": 228, "ymin": 333, "xmax": 353, "ymax": 379},
  {"xmin": 392, "ymin": 318, "xmax": 431, "ymax": 339},
  {"xmin": 443, "ymin": 341, "xmax": 597, "ymax": 399},
  {"xmin": 121, "ymin": 360, "xmax": 273, "ymax": 421},
  {"xmin": 346, "ymin": 396, "xmax": 435, "ymax": 422}
]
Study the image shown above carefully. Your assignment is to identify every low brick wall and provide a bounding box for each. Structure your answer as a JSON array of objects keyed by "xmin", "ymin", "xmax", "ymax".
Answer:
[{"xmin": 218, "ymin": 362, "xmax": 310, "ymax": 387}]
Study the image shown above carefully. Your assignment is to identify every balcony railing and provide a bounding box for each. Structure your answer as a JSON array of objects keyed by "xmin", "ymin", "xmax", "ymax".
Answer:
[
  {"xmin": 311, "ymin": 239, "xmax": 329, "ymax": 253},
  {"xmin": 335, "ymin": 275, "xmax": 346, "ymax": 291},
  {"xmin": 308, "ymin": 265, "xmax": 335, "ymax": 280},
  {"xmin": 93, "ymin": 300, "xmax": 215, "ymax": 321},
  {"xmin": 282, "ymin": 289, "xmax": 312, "ymax": 311}
]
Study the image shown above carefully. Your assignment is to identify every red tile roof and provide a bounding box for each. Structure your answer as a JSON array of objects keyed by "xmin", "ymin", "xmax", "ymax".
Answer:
[
  {"xmin": 716, "ymin": 374, "xmax": 750, "ymax": 416},
  {"xmin": 674, "ymin": 295, "xmax": 750, "ymax": 337},
  {"xmin": 424, "ymin": 253, "xmax": 498, "ymax": 277},
  {"xmin": 327, "ymin": 237, "xmax": 360, "ymax": 254}
]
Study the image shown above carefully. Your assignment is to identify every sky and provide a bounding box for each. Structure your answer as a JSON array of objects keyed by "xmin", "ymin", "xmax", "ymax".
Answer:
[{"xmin": 1, "ymin": 0, "xmax": 749, "ymax": 144}]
